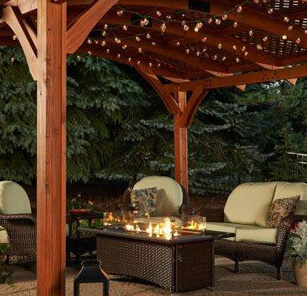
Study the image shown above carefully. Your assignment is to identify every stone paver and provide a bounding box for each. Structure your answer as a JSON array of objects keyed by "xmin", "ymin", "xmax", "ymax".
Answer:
[{"xmin": 1, "ymin": 257, "xmax": 307, "ymax": 295}]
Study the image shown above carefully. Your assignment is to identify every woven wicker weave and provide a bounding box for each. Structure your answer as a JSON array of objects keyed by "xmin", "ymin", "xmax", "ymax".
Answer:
[
  {"xmin": 0, "ymin": 214, "xmax": 36, "ymax": 259},
  {"xmin": 97, "ymin": 235, "xmax": 214, "ymax": 292},
  {"xmin": 208, "ymin": 207, "xmax": 297, "ymax": 279}
]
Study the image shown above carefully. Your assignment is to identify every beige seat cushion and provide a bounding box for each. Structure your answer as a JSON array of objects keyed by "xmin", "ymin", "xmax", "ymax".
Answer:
[
  {"xmin": 236, "ymin": 227, "xmax": 277, "ymax": 245},
  {"xmin": 0, "ymin": 181, "xmax": 31, "ymax": 215},
  {"xmin": 224, "ymin": 182, "xmax": 277, "ymax": 227},
  {"xmin": 206, "ymin": 222, "xmax": 256, "ymax": 241},
  {"xmin": 206, "ymin": 222, "xmax": 277, "ymax": 244},
  {"xmin": 133, "ymin": 217, "xmax": 182, "ymax": 227},
  {"xmin": 133, "ymin": 176, "xmax": 183, "ymax": 216},
  {"xmin": 0, "ymin": 226, "xmax": 9, "ymax": 244}
]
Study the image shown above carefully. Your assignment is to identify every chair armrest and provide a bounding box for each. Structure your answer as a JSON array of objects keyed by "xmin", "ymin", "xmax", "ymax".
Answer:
[
  {"xmin": 0, "ymin": 214, "xmax": 36, "ymax": 256},
  {"xmin": 276, "ymin": 216, "xmax": 297, "ymax": 259}
]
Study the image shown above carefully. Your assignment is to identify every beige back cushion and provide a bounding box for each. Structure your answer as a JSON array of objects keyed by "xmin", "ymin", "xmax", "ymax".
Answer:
[
  {"xmin": 133, "ymin": 176, "xmax": 183, "ymax": 216},
  {"xmin": 274, "ymin": 182, "xmax": 307, "ymax": 201},
  {"xmin": 273, "ymin": 182, "xmax": 307, "ymax": 215},
  {"xmin": 224, "ymin": 182, "xmax": 277, "ymax": 226},
  {"xmin": 0, "ymin": 181, "xmax": 31, "ymax": 214}
]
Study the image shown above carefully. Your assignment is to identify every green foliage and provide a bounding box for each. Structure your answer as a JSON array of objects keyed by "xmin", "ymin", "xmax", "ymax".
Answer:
[
  {"xmin": 0, "ymin": 242, "xmax": 12, "ymax": 284},
  {"xmin": 285, "ymin": 220, "xmax": 307, "ymax": 266},
  {"xmin": 1, "ymin": 46, "xmax": 307, "ymax": 195}
]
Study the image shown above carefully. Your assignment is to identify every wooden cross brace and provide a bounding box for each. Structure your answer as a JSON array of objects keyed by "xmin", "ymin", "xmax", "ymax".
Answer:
[{"xmin": 137, "ymin": 65, "xmax": 209, "ymax": 127}]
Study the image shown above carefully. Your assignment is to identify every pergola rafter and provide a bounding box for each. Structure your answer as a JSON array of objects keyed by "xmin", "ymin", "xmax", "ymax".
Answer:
[{"xmin": 1, "ymin": 0, "xmax": 307, "ymax": 295}]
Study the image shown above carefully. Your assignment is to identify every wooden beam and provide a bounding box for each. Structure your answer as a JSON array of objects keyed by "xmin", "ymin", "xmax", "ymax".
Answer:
[
  {"xmin": 116, "ymin": 0, "xmax": 307, "ymax": 49},
  {"xmin": 136, "ymin": 65, "xmax": 180, "ymax": 114},
  {"xmin": 77, "ymin": 44, "xmax": 186, "ymax": 79},
  {"xmin": 174, "ymin": 89, "xmax": 189, "ymax": 192},
  {"xmin": 175, "ymin": 64, "xmax": 307, "ymax": 92},
  {"xmin": 180, "ymin": 86, "xmax": 209, "ymax": 128},
  {"xmin": 37, "ymin": 0, "xmax": 67, "ymax": 295},
  {"xmin": 66, "ymin": 0, "xmax": 118, "ymax": 53},
  {"xmin": 2, "ymin": 6, "xmax": 38, "ymax": 79},
  {"xmin": 104, "ymin": 34, "xmax": 228, "ymax": 74},
  {"xmin": 102, "ymin": 13, "xmax": 278, "ymax": 66}
]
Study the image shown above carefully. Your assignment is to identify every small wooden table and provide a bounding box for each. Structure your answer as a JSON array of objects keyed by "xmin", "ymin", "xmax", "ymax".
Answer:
[{"xmin": 81, "ymin": 227, "xmax": 234, "ymax": 293}]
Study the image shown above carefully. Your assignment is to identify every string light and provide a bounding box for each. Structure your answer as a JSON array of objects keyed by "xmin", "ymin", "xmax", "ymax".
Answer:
[
  {"xmin": 237, "ymin": 6, "xmax": 243, "ymax": 13},
  {"xmin": 202, "ymin": 37, "xmax": 207, "ymax": 42},
  {"xmin": 194, "ymin": 22, "xmax": 203, "ymax": 32},
  {"xmin": 233, "ymin": 22, "xmax": 238, "ymax": 28},
  {"xmin": 151, "ymin": 42, "xmax": 157, "ymax": 46},
  {"xmin": 296, "ymin": 38, "xmax": 301, "ymax": 44},
  {"xmin": 196, "ymin": 51, "xmax": 201, "ymax": 56},
  {"xmin": 117, "ymin": 54, "xmax": 121, "ymax": 58},
  {"xmin": 137, "ymin": 60, "xmax": 141, "ymax": 65},
  {"xmin": 117, "ymin": 10, "xmax": 124, "ymax": 16},
  {"xmin": 284, "ymin": 16, "xmax": 290, "ymax": 23},
  {"xmin": 104, "ymin": 24, "xmax": 108, "ymax": 30},
  {"xmin": 282, "ymin": 35, "xmax": 288, "ymax": 40},
  {"xmin": 10, "ymin": 57, "xmax": 15, "ymax": 63},
  {"xmin": 257, "ymin": 44, "xmax": 263, "ymax": 50},
  {"xmin": 106, "ymin": 49, "xmax": 110, "ymax": 53},
  {"xmin": 115, "ymin": 37, "xmax": 121, "ymax": 44},
  {"xmin": 218, "ymin": 43, "xmax": 222, "ymax": 49},
  {"xmin": 138, "ymin": 47, "xmax": 143, "ymax": 53},
  {"xmin": 288, "ymin": 25, "xmax": 293, "ymax": 31},
  {"xmin": 146, "ymin": 33, "xmax": 151, "ymax": 39},
  {"xmin": 101, "ymin": 41, "xmax": 106, "ymax": 46},
  {"xmin": 236, "ymin": 57, "xmax": 240, "ymax": 63},
  {"xmin": 12, "ymin": 35, "xmax": 17, "ymax": 41},
  {"xmin": 161, "ymin": 23, "xmax": 166, "ymax": 33},
  {"xmin": 156, "ymin": 11, "xmax": 162, "ymax": 17},
  {"xmin": 183, "ymin": 24, "xmax": 190, "ymax": 31},
  {"xmin": 267, "ymin": 8, "xmax": 273, "ymax": 14},
  {"xmin": 176, "ymin": 41, "xmax": 181, "ymax": 46},
  {"xmin": 122, "ymin": 25, "xmax": 128, "ymax": 31},
  {"xmin": 186, "ymin": 49, "xmax": 190, "ymax": 54},
  {"xmin": 122, "ymin": 44, "xmax": 128, "ymax": 49},
  {"xmin": 102, "ymin": 31, "xmax": 107, "ymax": 37},
  {"xmin": 263, "ymin": 36, "xmax": 268, "ymax": 42},
  {"xmin": 135, "ymin": 36, "xmax": 141, "ymax": 41},
  {"xmin": 215, "ymin": 19, "xmax": 221, "ymax": 25},
  {"xmin": 87, "ymin": 38, "xmax": 92, "ymax": 44}
]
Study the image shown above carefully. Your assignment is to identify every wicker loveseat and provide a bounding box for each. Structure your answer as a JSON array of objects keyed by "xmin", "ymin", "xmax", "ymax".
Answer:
[
  {"xmin": 206, "ymin": 182, "xmax": 307, "ymax": 279},
  {"xmin": 0, "ymin": 181, "xmax": 36, "ymax": 263}
]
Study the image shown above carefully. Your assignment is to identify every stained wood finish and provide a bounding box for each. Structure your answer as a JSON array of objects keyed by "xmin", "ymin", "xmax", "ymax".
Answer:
[
  {"xmin": 136, "ymin": 66, "xmax": 180, "ymax": 114},
  {"xmin": 180, "ymin": 86, "xmax": 209, "ymax": 128},
  {"xmin": 175, "ymin": 64, "xmax": 307, "ymax": 92},
  {"xmin": 2, "ymin": 6, "xmax": 38, "ymax": 79},
  {"xmin": 66, "ymin": 0, "xmax": 119, "ymax": 53},
  {"xmin": 37, "ymin": 0, "xmax": 67, "ymax": 295},
  {"xmin": 174, "ymin": 90, "xmax": 188, "ymax": 192}
]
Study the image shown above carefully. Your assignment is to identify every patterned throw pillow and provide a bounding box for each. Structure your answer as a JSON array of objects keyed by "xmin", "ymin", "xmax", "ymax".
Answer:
[
  {"xmin": 266, "ymin": 196, "xmax": 300, "ymax": 228},
  {"xmin": 131, "ymin": 187, "xmax": 157, "ymax": 217}
]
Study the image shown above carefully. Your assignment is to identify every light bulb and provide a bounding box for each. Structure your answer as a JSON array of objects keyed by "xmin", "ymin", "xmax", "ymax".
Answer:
[
  {"xmin": 237, "ymin": 6, "xmax": 243, "ymax": 13},
  {"xmin": 161, "ymin": 23, "xmax": 166, "ymax": 33},
  {"xmin": 146, "ymin": 33, "xmax": 151, "ymax": 39},
  {"xmin": 123, "ymin": 25, "xmax": 128, "ymax": 31},
  {"xmin": 233, "ymin": 22, "xmax": 238, "ymax": 28},
  {"xmin": 117, "ymin": 10, "xmax": 123, "ymax": 16}
]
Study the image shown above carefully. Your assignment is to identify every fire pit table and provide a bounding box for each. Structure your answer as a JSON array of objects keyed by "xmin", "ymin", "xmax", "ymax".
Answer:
[{"xmin": 80, "ymin": 223, "xmax": 234, "ymax": 293}]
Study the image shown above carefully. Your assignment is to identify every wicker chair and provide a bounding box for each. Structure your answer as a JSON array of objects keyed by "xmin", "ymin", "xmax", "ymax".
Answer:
[
  {"xmin": 0, "ymin": 181, "xmax": 36, "ymax": 263},
  {"xmin": 122, "ymin": 176, "xmax": 193, "ymax": 221},
  {"xmin": 206, "ymin": 182, "xmax": 307, "ymax": 280}
]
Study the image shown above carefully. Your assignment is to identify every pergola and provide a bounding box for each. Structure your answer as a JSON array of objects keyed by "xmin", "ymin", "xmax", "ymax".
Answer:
[{"xmin": 1, "ymin": 0, "xmax": 307, "ymax": 294}]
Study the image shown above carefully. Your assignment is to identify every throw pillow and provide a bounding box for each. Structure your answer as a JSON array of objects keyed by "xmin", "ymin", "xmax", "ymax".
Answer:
[
  {"xmin": 131, "ymin": 187, "xmax": 157, "ymax": 217},
  {"xmin": 266, "ymin": 196, "xmax": 300, "ymax": 228}
]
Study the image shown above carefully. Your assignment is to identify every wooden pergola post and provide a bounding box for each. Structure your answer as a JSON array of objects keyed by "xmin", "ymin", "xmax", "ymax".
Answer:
[
  {"xmin": 174, "ymin": 90, "xmax": 189, "ymax": 192},
  {"xmin": 37, "ymin": 0, "xmax": 67, "ymax": 295}
]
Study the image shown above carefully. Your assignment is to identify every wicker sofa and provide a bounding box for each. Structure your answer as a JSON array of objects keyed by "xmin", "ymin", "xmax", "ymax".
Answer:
[
  {"xmin": 0, "ymin": 181, "xmax": 36, "ymax": 263},
  {"xmin": 206, "ymin": 182, "xmax": 307, "ymax": 279}
]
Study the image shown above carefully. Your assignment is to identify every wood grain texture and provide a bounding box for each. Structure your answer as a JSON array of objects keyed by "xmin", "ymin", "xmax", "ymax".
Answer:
[
  {"xmin": 174, "ymin": 90, "xmax": 188, "ymax": 192},
  {"xmin": 136, "ymin": 66, "xmax": 180, "ymax": 114},
  {"xmin": 37, "ymin": 1, "xmax": 67, "ymax": 295},
  {"xmin": 66, "ymin": 0, "xmax": 118, "ymax": 53},
  {"xmin": 180, "ymin": 86, "xmax": 209, "ymax": 128},
  {"xmin": 175, "ymin": 64, "xmax": 307, "ymax": 92},
  {"xmin": 2, "ymin": 6, "xmax": 38, "ymax": 79}
]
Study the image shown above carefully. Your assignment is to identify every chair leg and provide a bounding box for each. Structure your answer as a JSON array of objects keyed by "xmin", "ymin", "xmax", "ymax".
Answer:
[
  {"xmin": 4, "ymin": 255, "xmax": 9, "ymax": 265},
  {"xmin": 234, "ymin": 260, "xmax": 239, "ymax": 273},
  {"xmin": 277, "ymin": 266, "xmax": 282, "ymax": 280}
]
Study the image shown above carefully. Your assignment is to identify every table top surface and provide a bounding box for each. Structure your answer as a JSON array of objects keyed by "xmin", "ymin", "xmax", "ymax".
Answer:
[{"xmin": 79, "ymin": 226, "xmax": 235, "ymax": 245}]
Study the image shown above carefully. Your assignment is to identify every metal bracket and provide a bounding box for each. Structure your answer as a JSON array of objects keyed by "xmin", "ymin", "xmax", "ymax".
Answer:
[{"xmin": 188, "ymin": 0, "xmax": 211, "ymax": 13}]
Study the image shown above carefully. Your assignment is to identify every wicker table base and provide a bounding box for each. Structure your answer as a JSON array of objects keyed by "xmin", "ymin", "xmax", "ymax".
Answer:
[
  {"xmin": 80, "ymin": 228, "xmax": 234, "ymax": 293},
  {"xmin": 97, "ymin": 235, "xmax": 214, "ymax": 293}
]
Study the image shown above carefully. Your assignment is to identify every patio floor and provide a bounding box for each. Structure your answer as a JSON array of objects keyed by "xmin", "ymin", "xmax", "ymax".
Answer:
[{"xmin": 1, "ymin": 257, "xmax": 307, "ymax": 296}]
